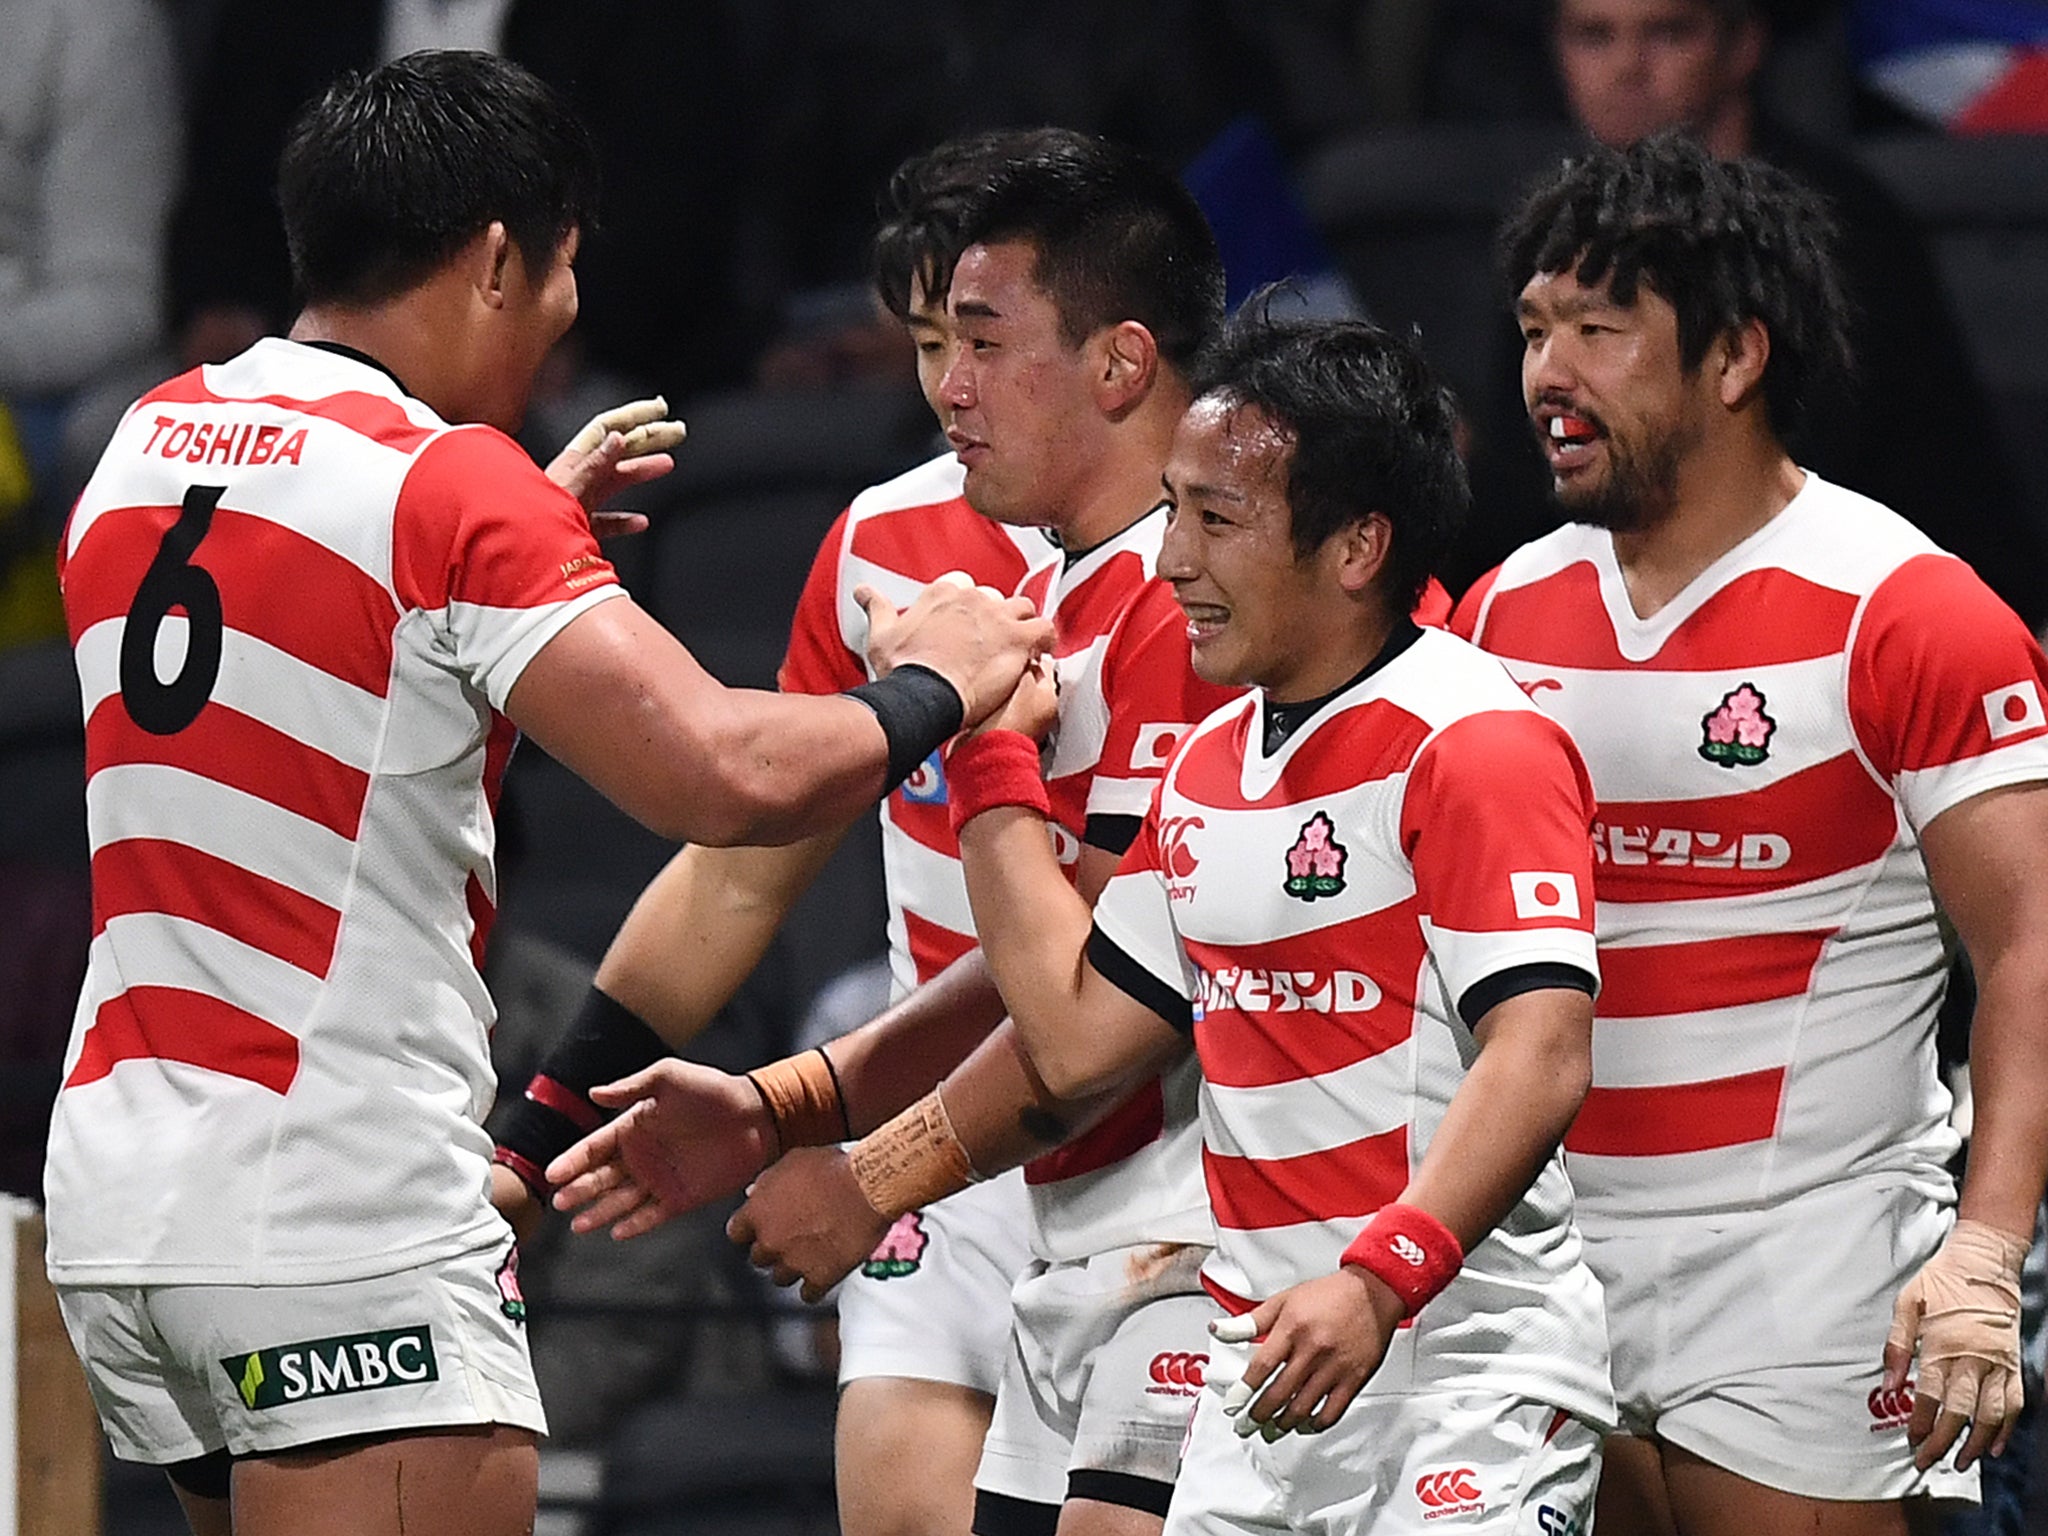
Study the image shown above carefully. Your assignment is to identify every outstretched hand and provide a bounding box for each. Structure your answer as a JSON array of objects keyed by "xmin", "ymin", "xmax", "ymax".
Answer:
[
  {"xmin": 547, "ymin": 1059, "xmax": 776, "ymax": 1240},
  {"xmin": 727, "ymin": 1146, "xmax": 891, "ymax": 1304},
  {"xmin": 545, "ymin": 396, "xmax": 687, "ymax": 536},
  {"xmin": 1207, "ymin": 1267, "xmax": 1406, "ymax": 1441}
]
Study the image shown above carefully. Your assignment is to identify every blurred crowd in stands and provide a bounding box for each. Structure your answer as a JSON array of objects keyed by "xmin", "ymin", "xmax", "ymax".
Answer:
[{"xmin": 5, "ymin": 0, "xmax": 2048, "ymax": 1519}]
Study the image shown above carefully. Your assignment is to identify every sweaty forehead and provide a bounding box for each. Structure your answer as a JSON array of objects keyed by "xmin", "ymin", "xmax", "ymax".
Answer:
[
  {"xmin": 1177, "ymin": 394, "xmax": 1293, "ymax": 485},
  {"xmin": 947, "ymin": 240, "xmax": 1053, "ymax": 316}
]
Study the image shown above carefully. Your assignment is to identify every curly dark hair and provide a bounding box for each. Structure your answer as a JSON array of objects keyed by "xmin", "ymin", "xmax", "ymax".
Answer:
[
  {"xmin": 1498, "ymin": 132, "xmax": 1852, "ymax": 443},
  {"xmin": 1190, "ymin": 296, "xmax": 1467, "ymax": 608},
  {"xmin": 871, "ymin": 127, "xmax": 1223, "ymax": 375}
]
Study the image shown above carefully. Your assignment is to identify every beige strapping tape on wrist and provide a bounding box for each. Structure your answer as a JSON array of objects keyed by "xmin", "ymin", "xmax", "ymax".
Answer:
[{"xmin": 848, "ymin": 1088, "xmax": 981, "ymax": 1219}]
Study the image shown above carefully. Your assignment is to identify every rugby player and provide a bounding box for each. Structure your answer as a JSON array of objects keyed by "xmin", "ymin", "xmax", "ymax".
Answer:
[{"xmin": 1455, "ymin": 134, "xmax": 2048, "ymax": 1535}]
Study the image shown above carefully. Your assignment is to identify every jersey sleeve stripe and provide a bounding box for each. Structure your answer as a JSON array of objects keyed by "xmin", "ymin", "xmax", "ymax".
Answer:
[
  {"xmin": 64, "ymin": 985, "xmax": 301, "ymax": 1096},
  {"xmin": 1457, "ymin": 961, "xmax": 1596, "ymax": 1029},
  {"xmin": 1086, "ymin": 925, "xmax": 1192, "ymax": 1031},
  {"xmin": 1564, "ymin": 1068, "xmax": 1786, "ymax": 1157},
  {"xmin": 91, "ymin": 839, "xmax": 340, "ymax": 977},
  {"xmin": 1597, "ymin": 930, "xmax": 1829, "ymax": 1019},
  {"xmin": 86, "ymin": 696, "xmax": 371, "ymax": 841},
  {"xmin": 1203, "ymin": 1123, "xmax": 1409, "ymax": 1231}
]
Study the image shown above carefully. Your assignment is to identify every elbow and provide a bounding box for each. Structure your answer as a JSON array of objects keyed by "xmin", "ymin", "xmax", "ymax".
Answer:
[{"xmin": 1026, "ymin": 1038, "xmax": 1126, "ymax": 1105}]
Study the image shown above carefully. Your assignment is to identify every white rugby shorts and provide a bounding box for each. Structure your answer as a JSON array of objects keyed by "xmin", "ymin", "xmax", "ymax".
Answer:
[
  {"xmin": 837, "ymin": 1169, "xmax": 1033, "ymax": 1397},
  {"xmin": 1582, "ymin": 1173, "xmax": 1978, "ymax": 1504},
  {"xmin": 57, "ymin": 1240, "xmax": 544, "ymax": 1462},
  {"xmin": 974, "ymin": 1241, "xmax": 1217, "ymax": 1514},
  {"xmin": 1168, "ymin": 1341, "xmax": 1601, "ymax": 1536}
]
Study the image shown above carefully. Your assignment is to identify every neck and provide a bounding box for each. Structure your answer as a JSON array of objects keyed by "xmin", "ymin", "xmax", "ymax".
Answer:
[
  {"xmin": 1610, "ymin": 425, "xmax": 1802, "ymax": 617},
  {"xmin": 1265, "ymin": 602, "xmax": 1399, "ymax": 705},
  {"xmin": 1052, "ymin": 384, "xmax": 1188, "ymax": 551},
  {"xmin": 290, "ymin": 283, "xmax": 477, "ymax": 425}
]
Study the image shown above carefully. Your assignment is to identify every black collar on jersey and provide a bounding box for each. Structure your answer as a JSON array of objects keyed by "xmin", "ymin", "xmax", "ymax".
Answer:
[
  {"xmin": 301, "ymin": 339, "xmax": 415, "ymax": 400},
  {"xmin": 1051, "ymin": 501, "xmax": 1170, "ymax": 570},
  {"xmin": 1261, "ymin": 617, "xmax": 1423, "ymax": 757}
]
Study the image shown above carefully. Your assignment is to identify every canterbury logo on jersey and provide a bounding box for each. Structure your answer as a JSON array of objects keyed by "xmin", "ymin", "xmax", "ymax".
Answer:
[
  {"xmin": 218, "ymin": 1327, "xmax": 437, "ymax": 1410},
  {"xmin": 1193, "ymin": 966, "xmax": 1382, "ymax": 1016},
  {"xmin": 1147, "ymin": 1351, "xmax": 1207, "ymax": 1395},
  {"xmin": 1593, "ymin": 825, "xmax": 1790, "ymax": 872},
  {"xmin": 1414, "ymin": 1467, "xmax": 1483, "ymax": 1517},
  {"xmin": 1984, "ymin": 682, "xmax": 2046, "ymax": 742}
]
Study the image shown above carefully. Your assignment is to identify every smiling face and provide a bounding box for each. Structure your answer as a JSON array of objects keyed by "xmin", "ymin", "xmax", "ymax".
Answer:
[
  {"xmin": 1159, "ymin": 394, "xmax": 1367, "ymax": 701},
  {"xmin": 1519, "ymin": 264, "xmax": 1717, "ymax": 533},
  {"xmin": 930, "ymin": 239, "xmax": 1109, "ymax": 528}
]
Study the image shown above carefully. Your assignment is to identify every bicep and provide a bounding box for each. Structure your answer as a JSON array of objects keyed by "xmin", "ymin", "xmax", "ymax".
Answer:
[{"xmin": 1921, "ymin": 782, "xmax": 2048, "ymax": 966}]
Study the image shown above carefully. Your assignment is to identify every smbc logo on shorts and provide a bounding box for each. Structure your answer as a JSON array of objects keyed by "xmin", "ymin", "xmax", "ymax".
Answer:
[{"xmin": 219, "ymin": 1326, "xmax": 438, "ymax": 1411}]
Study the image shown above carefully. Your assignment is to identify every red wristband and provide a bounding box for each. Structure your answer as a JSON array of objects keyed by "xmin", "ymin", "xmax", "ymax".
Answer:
[
  {"xmin": 946, "ymin": 729, "xmax": 1050, "ymax": 833},
  {"xmin": 1340, "ymin": 1202, "xmax": 1464, "ymax": 1317},
  {"xmin": 492, "ymin": 1145, "xmax": 547, "ymax": 1200}
]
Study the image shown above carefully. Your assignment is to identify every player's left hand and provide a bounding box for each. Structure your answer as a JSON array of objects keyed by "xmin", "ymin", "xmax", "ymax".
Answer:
[
  {"xmin": 545, "ymin": 396, "xmax": 686, "ymax": 535},
  {"xmin": 1884, "ymin": 1217, "xmax": 2031, "ymax": 1471},
  {"xmin": 1209, "ymin": 1267, "xmax": 1405, "ymax": 1441},
  {"xmin": 967, "ymin": 651, "xmax": 1058, "ymax": 743},
  {"xmin": 727, "ymin": 1146, "xmax": 890, "ymax": 1304}
]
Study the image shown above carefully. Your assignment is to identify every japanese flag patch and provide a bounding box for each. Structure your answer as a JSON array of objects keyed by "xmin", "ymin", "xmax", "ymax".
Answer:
[
  {"xmin": 1982, "ymin": 682, "xmax": 2045, "ymax": 742},
  {"xmin": 1509, "ymin": 871, "xmax": 1581, "ymax": 921}
]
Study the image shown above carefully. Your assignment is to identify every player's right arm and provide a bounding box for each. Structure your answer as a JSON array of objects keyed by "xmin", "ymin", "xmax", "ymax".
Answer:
[{"xmin": 508, "ymin": 579, "xmax": 1044, "ymax": 848}]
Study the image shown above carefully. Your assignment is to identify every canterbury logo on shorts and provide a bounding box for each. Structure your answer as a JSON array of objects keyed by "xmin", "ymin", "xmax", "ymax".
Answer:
[
  {"xmin": 1414, "ymin": 1467, "xmax": 1484, "ymax": 1517},
  {"xmin": 219, "ymin": 1326, "xmax": 438, "ymax": 1410}
]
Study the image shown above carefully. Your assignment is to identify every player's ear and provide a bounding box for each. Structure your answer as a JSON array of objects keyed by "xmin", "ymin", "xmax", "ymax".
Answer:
[
  {"xmin": 471, "ymin": 221, "xmax": 515, "ymax": 310},
  {"xmin": 1716, "ymin": 316, "xmax": 1771, "ymax": 411},
  {"xmin": 1095, "ymin": 321, "xmax": 1160, "ymax": 417},
  {"xmin": 1333, "ymin": 512, "xmax": 1394, "ymax": 598}
]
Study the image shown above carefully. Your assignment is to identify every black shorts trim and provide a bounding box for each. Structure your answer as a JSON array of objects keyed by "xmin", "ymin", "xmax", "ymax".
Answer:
[
  {"xmin": 974, "ymin": 1487, "xmax": 1062, "ymax": 1536},
  {"xmin": 165, "ymin": 1449, "xmax": 233, "ymax": 1500},
  {"xmin": 1068, "ymin": 1467, "xmax": 1175, "ymax": 1517}
]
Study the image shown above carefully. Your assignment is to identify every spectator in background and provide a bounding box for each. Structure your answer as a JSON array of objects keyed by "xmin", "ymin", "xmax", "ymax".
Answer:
[
  {"xmin": 168, "ymin": 0, "xmax": 515, "ymax": 372},
  {"xmin": 0, "ymin": 0, "xmax": 178, "ymax": 563},
  {"xmin": 1451, "ymin": 0, "xmax": 2047, "ymax": 628}
]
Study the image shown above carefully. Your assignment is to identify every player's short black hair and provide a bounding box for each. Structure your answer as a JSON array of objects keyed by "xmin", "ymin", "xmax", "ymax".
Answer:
[
  {"xmin": 874, "ymin": 128, "xmax": 1224, "ymax": 375},
  {"xmin": 279, "ymin": 50, "xmax": 599, "ymax": 308},
  {"xmin": 1192, "ymin": 299, "xmax": 1467, "ymax": 608},
  {"xmin": 1499, "ymin": 132, "xmax": 1851, "ymax": 443}
]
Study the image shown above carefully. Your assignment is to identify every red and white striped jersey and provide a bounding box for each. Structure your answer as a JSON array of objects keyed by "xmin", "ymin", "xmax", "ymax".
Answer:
[
  {"xmin": 1454, "ymin": 472, "xmax": 2048, "ymax": 1221},
  {"xmin": 1013, "ymin": 511, "xmax": 1240, "ymax": 1261},
  {"xmin": 778, "ymin": 455, "xmax": 1052, "ymax": 996},
  {"xmin": 45, "ymin": 339, "xmax": 624, "ymax": 1284},
  {"xmin": 1089, "ymin": 626, "xmax": 1611, "ymax": 1423},
  {"xmin": 782, "ymin": 467, "xmax": 1236, "ymax": 1260}
]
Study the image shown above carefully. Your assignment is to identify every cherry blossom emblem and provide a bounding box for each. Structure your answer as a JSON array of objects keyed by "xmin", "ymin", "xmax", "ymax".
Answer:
[
  {"xmin": 1283, "ymin": 812, "xmax": 1348, "ymax": 901},
  {"xmin": 1699, "ymin": 683, "xmax": 1776, "ymax": 769}
]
